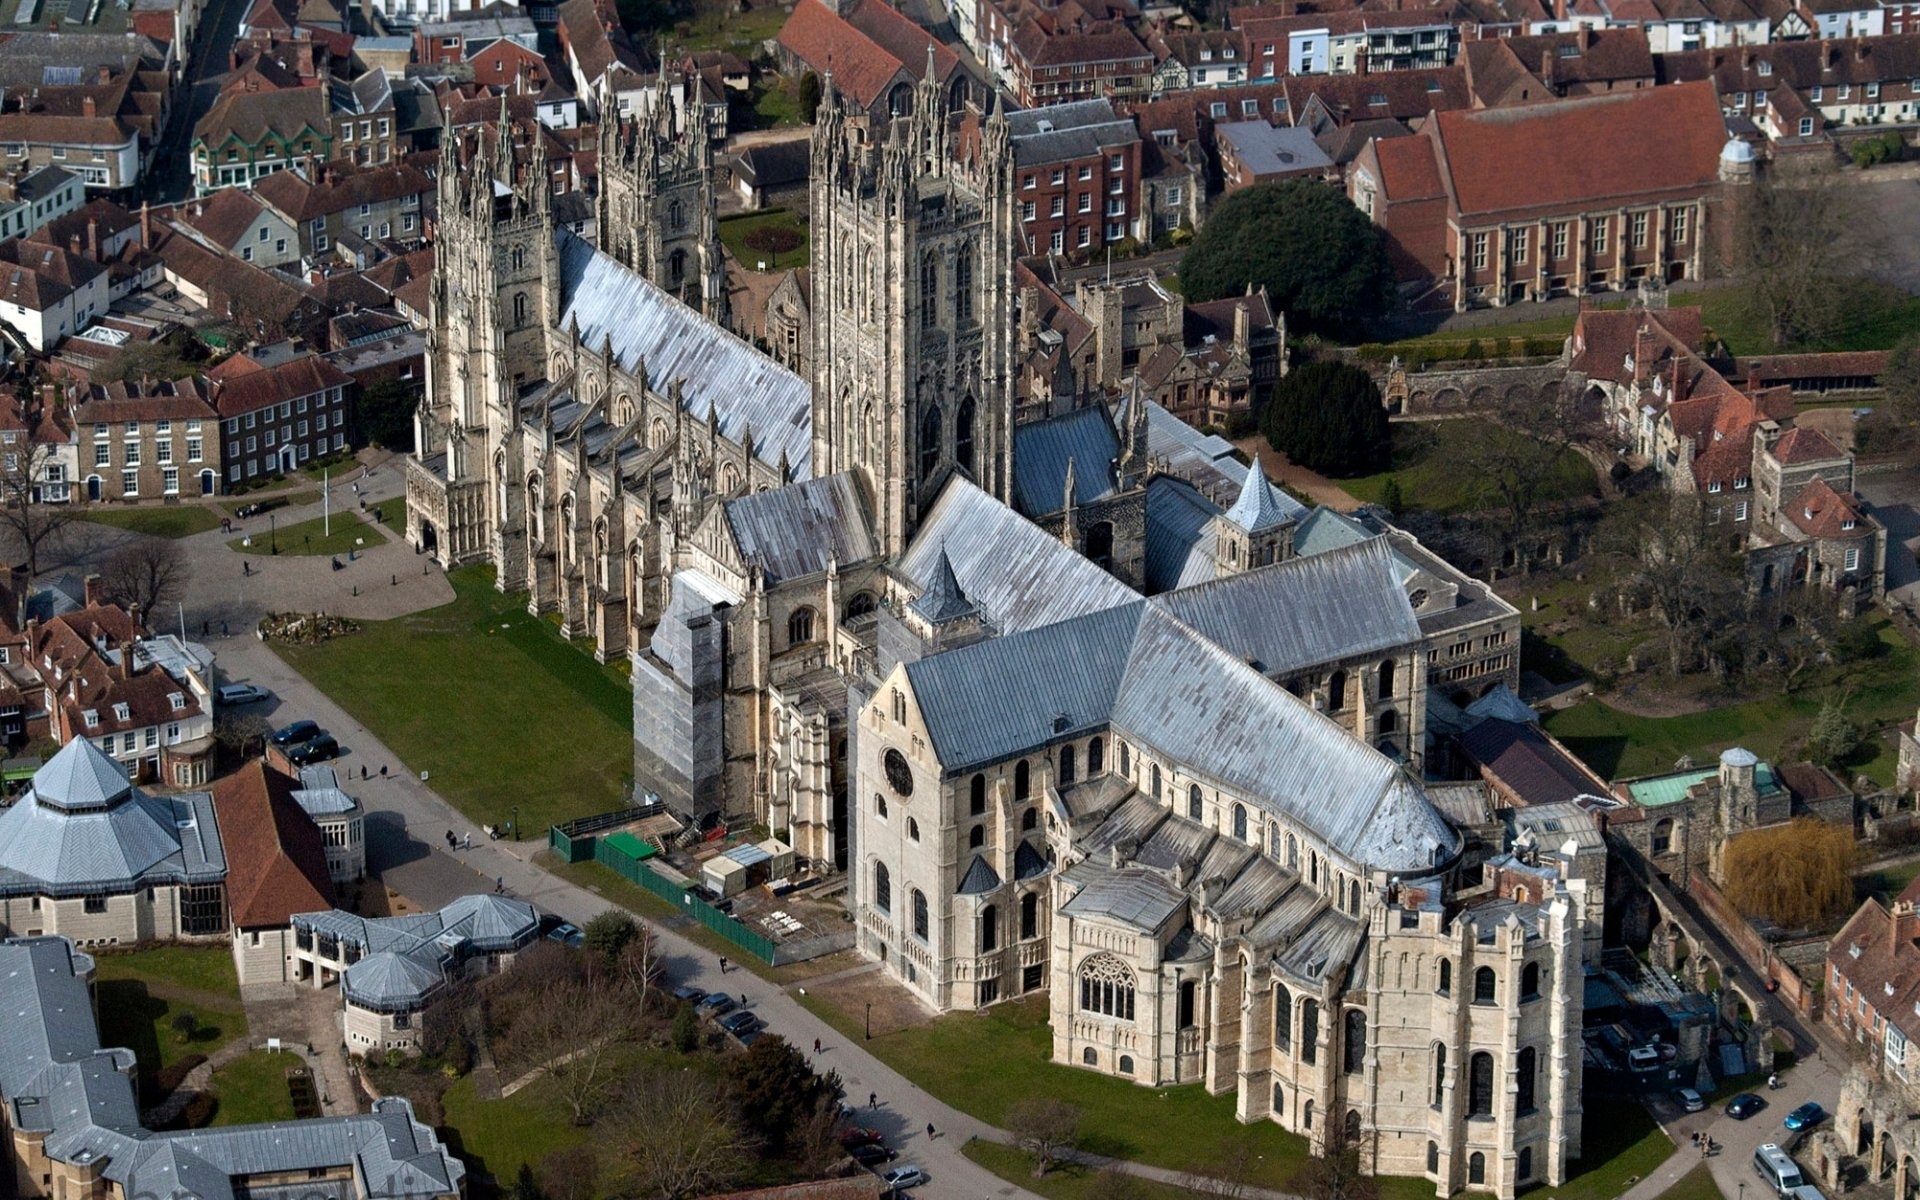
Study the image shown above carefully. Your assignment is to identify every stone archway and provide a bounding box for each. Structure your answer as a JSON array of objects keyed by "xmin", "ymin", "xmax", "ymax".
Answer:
[{"xmin": 420, "ymin": 520, "xmax": 439, "ymax": 557}]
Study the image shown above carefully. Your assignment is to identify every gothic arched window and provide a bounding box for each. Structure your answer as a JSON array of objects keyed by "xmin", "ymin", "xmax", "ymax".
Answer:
[
  {"xmin": 981, "ymin": 906, "xmax": 998, "ymax": 951},
  {"xmin": 955, "ymin": 243, "xmax": 974, "ymax": 324},
  {"xmin": 1517, "ymin": 1046, "xmax": 1537, "ymax": 1113},
  {"xmin": 1059, "ymin": 744, "xmax": 1076, "ymax": 784},
  {"xmin": 1150, "ymin": 763, "xmax": 1162, "ymax": 800},
  {"xmin": 787, "ymin": 607, "xmax": 816, "ymax": 646},
  {"xmin": 1343, "ymin": 1008, "xmax": 1366, "ymax": 1074},
  {"xmin": 668, "ymin": 199, "xmax": 684, "ymax": 229},
  {"xmin": 918, "ymin": 404, "xmax": 942, "ymax": 482},
  {"xmin": 512, "ymin": 291, "xmax": 527, "ymax": 327},
  {"xmin": 1273, "ymin": 984, "xmax": 1293, "ymax": 1053},
  {"xmin": 1014, "ymin": 760, "xmax": 1031, "ymax": 801},
  {"xmin": 1088, "ymin": 737, "xmax": 1104, "ymax": 774},
  {"xmin": 1469, "ymin": 1053, "xmax": 1494, "ymax": 1117},
  {"xmin": 510, "ymin": 245, "xmax": 525, "ymax": 271},
  {"xmin": 1188, "ymin": 783, "xmax": 1203, "ymax": 821},
  {"xmin": 874, "ymin": 861, "xmax": 891, "ymax": 912},
  {"xmin": 845, "ymin": 592, "xmax": 877, "ymax": 620},
  {"xmin": 1328, "ymin": 669, "xmax": 1348, "ymax": 710},
  {"xmin": 955, "ymin": 395, "xmax": 976, "ymax": 476},
  {"xmin": 1379, "ymin": 657, "xmax": 1397, "ymax": 698},
  {"xmin": 1432, "ymin": 1042, "xmax": 1447, "ymax": 1106},
  {"xmin": 1078, "ymin": 953, "xmax": 1135, "ymax": 1020},
  {"xmin": 970, "ymin": 774, "xmax": 987, "ymax": 815},
  {"xmin": 668, "ymin": 248, "xmax": 686, "ymax": 286},
  {"xmin": 1300, "ymin": 1000, "xmax": 1319, "ymax": 1065},
  {"xmin": 920, "ymin": 252, "xmax": 938, "ymax": 329},
  {"xmin": 911, "ymin": 889, "xmax": 929, "ymax": 940},
  {"xmin": 1234, "ymin": 803, "xmax": 1249, "ymax": 842},
  {"xmin": 1474, "ymin": 967, "xmax": 1497, "ymax": 1006},
  {"xmin": 1020, "ymin": 892, "xmax": 1039, "ymax": 940}
]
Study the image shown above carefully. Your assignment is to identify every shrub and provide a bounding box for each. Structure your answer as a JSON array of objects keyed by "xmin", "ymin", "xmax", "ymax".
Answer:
[
  {"xmin": 1177, "ymin": 180, "xmax": 1393, "ymax": 337},
  {"xmin": 168, "ymin": 1092, "xmax": 217, "ymax": 1130},
  {"xmin": 743, "ymin": 225, "xmax": 803, "ymax": 255},
  {"xmin": 1722, "ymin": 819, "xmax": 1855, "ymax": 928},
  {"xmin": 1462, "ymin": 338, "xmax": 1486, "ymax": 361},
  {"xmin": 154, "ymin": 1053, "xmax": 208, "ymax": 1095},
  {"xmin": 170, "ymin": 1012, "xmax": 198, "ymax": 1044},
  {"xmin": 671, "ymin": 1003, "xmax": 699, "ymax": 1053}
]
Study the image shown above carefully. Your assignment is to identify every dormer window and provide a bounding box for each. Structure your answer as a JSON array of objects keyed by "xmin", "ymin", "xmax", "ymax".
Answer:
[
  {"xmin": 1708, "ymin": 481, "xmax": 1723, "ymax": 493},
  {"xmin": 112, "ymin": 703, "xmax": 130, "ymax": 721},
  {"xmin": 82, "ymin": 709, "xmax": 99, "ymax": 729},
  {"xmin": 1842, "ymin": 517, "xmax": 1856, "ymax": 530},
  {"xmin": 1735, "ymin": 475, "xmax": 1750, "ymax": 490},
  {"xmin": 169, "ymin": 692, "xmax": 186, "ymax": 711},
  {"xmin": 1757, "ymin": 60, "xmax": 1772, "ymax": 75},
  {"xmin": 1805, "ymin": 506, "xmax": 1816, "ymax": 520},
  {"xmin": 1852, "ymin": 943, "xmax": 1863, "ymax": 958}
]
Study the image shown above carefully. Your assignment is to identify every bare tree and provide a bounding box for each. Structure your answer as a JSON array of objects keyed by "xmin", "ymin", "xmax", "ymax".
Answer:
[
  {"xmin": 1456, "ymin": 386, "xmax": 1596, "ymax": 559},
  {"xmin": 1728, "ymin": 170, "xmax": 1876, "ymax": 349},
  {"xmin": 1596, "ymin": 492, "xmax": 1748, "ymax": 676},
  {"xmin": 1295, "ymin": 1121, "xmax": 1379, "ymax": 1200},
  {"xmin": 616, "ymin": 923, "xmax": 663, "ymax": 1013},
  {"xmin": 501, "ymin": 975, "xmax": 640, "ymax": 1125},
  {"xmin": 0, "ymin": 440, "xmax": 76, "ymax": 580},
  {"xmin": 213, "ymin": 711, "xmax": 271, "ymax": 762},
  {"xmin": 611, "ymin": 1069, "xmax": 755, "ymax": 1200},
  {"xmin": 98, "ymin": 537, "xmax": 186, "ymax": 618},
  {"xmin": 1007, "ymin": 1098, "xmax": 1082, "ymax": 1177},
  {"xmin": 1183, "ymin": 1135, "xmax": 1258, "ymax": 1200}
]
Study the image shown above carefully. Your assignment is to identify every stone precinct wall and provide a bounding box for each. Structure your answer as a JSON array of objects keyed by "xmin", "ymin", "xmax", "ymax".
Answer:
[{"xmin": 1391, "ymin": 362, "xmax": 1573, "ymax": 416}]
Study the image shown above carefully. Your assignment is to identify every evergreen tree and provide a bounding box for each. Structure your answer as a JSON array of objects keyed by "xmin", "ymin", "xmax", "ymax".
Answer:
[
  {"xmin": 1178, "ymin": 181, "xmax": 1394, "ymax": 338},
  {"xmin": 1260, "ymin": 361, "xmax": 1389, "ymax": 477}
]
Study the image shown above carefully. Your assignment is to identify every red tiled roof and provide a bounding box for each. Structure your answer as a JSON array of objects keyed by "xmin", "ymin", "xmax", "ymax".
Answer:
[
  {"xmin": 208, "ymin": 353, "xmax": 352, "ymax": 418},
  {"xmin": 779, "ymin": 0, "xmax": 916, "ymax": 113},
  {"xmin": 1373, "ymin": 132, "xmax": 1444, "ymax": 200},
  {"xmin": 214, "ymin": 760, "xmax": 335, "ymax": 928},
  {"xmin": 1430, "ymin": 80, "xmax": 1724, "ymax": 221},
  {"xmin": 178, "ymin": 187, "xmax": 273, "ymax": 251},
  {"xmin": 1787, "ymin": 477, "xmax": 1869, "ymax": 539},
  {"xmin": 1770, "ymin": 426, "xmax": 1845, "ymax": 465}
]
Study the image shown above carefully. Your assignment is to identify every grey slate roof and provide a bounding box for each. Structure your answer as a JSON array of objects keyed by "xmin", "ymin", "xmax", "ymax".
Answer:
[
  {"xmin": 0, "ymin": 742, "xmax": 225, "ymax": 896},
  {"xmin": 0, "ymin": 938, "xmax": 465, "ymax": 1200},
  {"xmin": 1011, "ymin": 405, "xmax": 1121, "ymax": 518},
  {"xmin": 556, "ymin": 228, "xmax": 812, "ymax": 477},
  {"xmin": 899, "ymin": 478, "xmax": 1138, "ymax": 636},
  {"xmin": 956, "ymin": 854, "xmax": 1001, "ymax": 894},
  {"xmin": 1143, "ymin": 475, "xmax": 1223, "ymax": 594},
  {"xmin": 1059, "ymin": 865, "xmax": 1188, "ymax": 932},
  {"xmin": 723, "ymin": 472, "xmax": 877, "ymax": 585},
  {"xmin": 1216, "ymin": 121, "xmax": 1335, "ymax": 177},
  {"xmin": 293, "ymin": 894, "xmax": 539, "ymax": 1011},
  {"xmin": 345, "ymin": 951, "xmax": 448, "ymax": 1011},
  {"xmin": 1148, "ymin": 538, "xmax": 1421, "ymax": 676},
  {"xmin": 1221, "ymin": 457, "xmax": 1306, "ymax": 533},
  {"xmin": 1006, "ymin": 99, "xmax": 1141, "ymax": 166}
]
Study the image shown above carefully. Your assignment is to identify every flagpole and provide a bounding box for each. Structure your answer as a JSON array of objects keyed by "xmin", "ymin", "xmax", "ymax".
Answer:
[{"xmin": 323, "ymin": 469, "xmax": 330, "ymax": 538}]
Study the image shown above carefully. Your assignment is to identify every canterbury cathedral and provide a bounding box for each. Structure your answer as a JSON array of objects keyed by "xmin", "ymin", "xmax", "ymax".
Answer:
[{"xmin": 406, "ymin": 65, "xmax": 1587, "ymax": 1199}]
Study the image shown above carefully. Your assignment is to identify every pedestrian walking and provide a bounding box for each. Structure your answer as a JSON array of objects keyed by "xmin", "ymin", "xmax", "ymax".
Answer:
[
  {"xmin": 380, "ymin": 764, "xmax": 388, "ymax": 778},
  {"xmin": 494, "ymin": 877, "xmax": 504, "ymax": 893},
  {"xmin": 869, "ymin": 1092, "xmax": 877, "ymax": 1109},
  {"xmin": 718, "ymin": 955, "xmax": 729, "ymax": 974},
  {"xmin": 813, "ymin": 1038, "xmax": 822, "ymax": 1054},
  {"xmin": 242, "ymin": 561, "xmax": 250, "ymax": 576},
  {"xmin": 926, "ymin": 1123, "xmax": 935, "ymax": 1140},
  {"xmin": 445, "ymin": 830, "xmax": 455, "ymax": 848},
  {"xmin": 739, "ymin": 993, "xmax": 747, "ymax": 1007},
  {"xmin": 221, "ymin": 620, "xmax": 229, "ymax": 635},
  {"xmin": 202, "ymin": 620, "xmax": 209, "ymax": 636},
  {"xmin": 462, "ymin": 833, "xmax": 472, "ymax": 850}
]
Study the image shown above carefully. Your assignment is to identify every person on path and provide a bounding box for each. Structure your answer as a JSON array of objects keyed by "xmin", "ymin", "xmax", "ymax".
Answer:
[
  {"xmin": 718, "ymin": 955, "xmax": 729, "ymax": 974},
  {"xmin": 380, "ymin": 764, "xmax": 388, "ymax": 778},
  {"xmin": 926, "ymin": 1123, "xmax": 936, "ymax": 1140},
  {"xmin": 813, "ymin": 1038, "xmax": 822, "ymax": 1054},
  {"xmin": 869, "ymin": 1092, "xmax": 877, "ymax": 1109},
  {"xmin": 462, "ymin": 833, "xmax": 472, "ymax": 850}
]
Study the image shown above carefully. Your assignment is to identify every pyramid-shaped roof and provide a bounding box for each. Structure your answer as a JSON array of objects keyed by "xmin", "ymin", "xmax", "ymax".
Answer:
[
  {"xmin": 32, "ymin": 739, "xmax": 133, "ymax": 812},
  {"xmin": 1222, "ymin": 458, "xmax": 1305, "ymax": 534},
  {"xmin": 909, "ymin": 548, "xmax": 978, "ymax": 625}
]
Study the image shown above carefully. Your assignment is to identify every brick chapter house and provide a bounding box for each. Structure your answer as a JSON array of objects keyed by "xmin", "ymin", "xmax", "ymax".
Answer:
[{"xmin": 1349, "ymin": 80, "xmax": 1725, "ymax": 310}]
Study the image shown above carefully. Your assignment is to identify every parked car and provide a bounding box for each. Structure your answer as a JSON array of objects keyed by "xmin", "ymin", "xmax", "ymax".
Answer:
[
  {"xmin": 1784, "ymin": 1102, "xmax": 1826, "ymax": 1131},
  {"xmin": 840, "ymin": 1127, "xmax": 884, "ymax": 1149},
  {"xmin": 271, "ymin": 720, "xmax": 319, "ymax": 747},
  {"xmin": 546, "ymin": 923, "xmax": 584, "ymax": 948},
  {"xmin": 718, "ymin": 1010, "xmax": 762, "ymax": 1037},
  {"xmin": 1672, "ymin": 1088, "xmax": 1705, "ymax": 1113},
  {"xmin": 671, "ymin": 984, "xmax": 707, "ymax": 1003},
  {"xmin": 881, "ymin": 1166, "xmax": 927, "ymax": 1191},
  {"xmin": 1625, "ymin": 1045, "xmax": 1660, "ymax": 1070},
  {"xmin": 850, "ymin": 1143, "xmax": 897, "ymax": 1167},
  {"xmin": 288, "ymin": 733, "xmax": 338, "ymax": 765},
  {"xmin": 738, "ymin": 1029, "xmax": 766, "ymax": 1047},
  {"xmin": 217, "ymin": 683, "xmax": 270, "ymax": 706},
  {"xmin": 696, "ymin": 994, "xmax": 737, "ymax": 1018},
  {"xmin": 1726, "ymin": 1093, "xmax": 1767, "ymax": 1120}
]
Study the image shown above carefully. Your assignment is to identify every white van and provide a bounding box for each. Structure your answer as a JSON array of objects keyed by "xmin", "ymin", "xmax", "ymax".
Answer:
[{"xmin": 1753, "ymin": 1144, "xmax": 1805, "ymax": 1197}]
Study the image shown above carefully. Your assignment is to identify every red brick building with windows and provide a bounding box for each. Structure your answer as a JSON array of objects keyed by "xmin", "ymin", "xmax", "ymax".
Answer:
[
  {"xmin": 1008, "ymin": 20, "xmax": 1153, "ymax": 107},
  {"xmin": 999, "ymin": 99, "xmax": 1142, "ymax": 254},
  {"xmin": 1348, "ymin": 80, "xmax": 1726, "ymax": 310}
]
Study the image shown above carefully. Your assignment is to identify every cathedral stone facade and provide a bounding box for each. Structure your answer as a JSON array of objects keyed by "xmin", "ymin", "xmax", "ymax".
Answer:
[{"xmin": 406, "ymin": 67, "xmax": 1584, "ymax": 1198}]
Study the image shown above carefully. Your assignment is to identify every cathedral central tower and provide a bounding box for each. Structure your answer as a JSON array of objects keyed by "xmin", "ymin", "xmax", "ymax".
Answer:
[{"xmin": 808, "ymin": 63, "xmax": 1018, "ymax": 556}]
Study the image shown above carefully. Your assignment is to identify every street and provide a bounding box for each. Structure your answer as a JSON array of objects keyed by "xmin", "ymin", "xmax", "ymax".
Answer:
[{"xmin": 148, "ymin": 0, "xmax": 249, "ymax": 202}]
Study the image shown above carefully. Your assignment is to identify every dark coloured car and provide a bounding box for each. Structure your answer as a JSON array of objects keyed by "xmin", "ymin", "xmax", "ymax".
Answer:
[
  {"xmin": 288, "ymin": 734, "xmax": 339, "ymax": 764},
  {"xmin": 850, "ymin": 1143, "xmax": 897, "ymax": 1166},
  {"xmin": 697, "ymin": 993, "xmax": 737, "ymax": 1018},
  {"xmin": 670, "ymin": 984, "xmax": 706, "ymax": 1003},
  {"xmin": 271, "ymin": 720, "xmax": 320, "ymax": 747},
  {"xmin": 718, "ymin": 1010, "xmax": 762, "ymax": 1036},
  {"xmin": 1784, "ymin": 1102, "xmax": 1826, "ymax": 1131},
  {"xmin": 1726, "ymin": 1093, "xmax": 1767, "ymax": 1120},
  {"xmin": 546, "ymin": 923, "xmax": 584, "ymax": 948},
  {"xmin": 737, "ymin": 1029, "xmax": 766, "ymax": 1047}
]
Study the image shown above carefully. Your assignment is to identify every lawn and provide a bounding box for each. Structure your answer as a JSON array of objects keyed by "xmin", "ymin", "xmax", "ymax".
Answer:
[
  {"xmin": 966, "ymin": 1140, "xmax": 1430, "ymax": 1200},
  {"xmin": 1656, "ymin": 1165, "xmax": 1726, "ymax": 1200},
  {"xmin": 226, "ymin": 512, "xmax": 388, "ymax": 557},
  {"xmin": 1340, "ymin": 418, "xmax": 1598, "ymax": 516},
  {"xmin": 74, "ymin": 505, "xmax": 221, "ymax": 538},
  {"xmin": 274, "ymin": 566, "xmax": 634, "ymax": 833},
  {"xmin": 93, "ymin": 944, "xmax": 244, "ymax": 1002},
  {"xmin": 93, "ymin": 977, "xmax": 246, "ymax": 1102},
  {"xmin": 671, "ymin": 2, "xmax": 788, "ymax": 54},
  {"xmin": 377, "ymin": 497, "xmax": 408, "ymax": 536},
  {"xmin": 207, "ymin": 1050, "xmax": 300, "ymax": 1126},
  {"xmin": 1544, "ymin": 1099, "xmax": 1676, "ymax": 1200},
  {"xmin": 436, "ymin": 1074, "xmax": 593, "ymax": 1188},
  {"xmin": 1856, "ymin": 857, "xmax": 1920, "ymax": 906},
  {"xmin": 746, "ymin": 79, "xmax": 804, "ymax": 129},
  {"xmin": 719, "ymin": 208, "xmax": 810, "ymax": 271},
  {"xmin": 1542, "ymin": 618, "xmax": 1920, "ymax": 783}
]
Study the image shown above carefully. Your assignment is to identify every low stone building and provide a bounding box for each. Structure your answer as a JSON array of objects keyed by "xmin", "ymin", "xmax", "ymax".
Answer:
[{"xmin": 213, "ymin": 758, "xmax": 335, "ymax": 986}]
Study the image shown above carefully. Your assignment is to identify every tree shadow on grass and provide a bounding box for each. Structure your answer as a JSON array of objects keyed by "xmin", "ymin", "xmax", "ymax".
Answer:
[
  {"xmin": 1553, "ymin": 734, "xmax": 1628, "ymax": 781},
  {"xmin": 1075, "ymin": 1131, "xmax": 1141, "ymax": 1160}
]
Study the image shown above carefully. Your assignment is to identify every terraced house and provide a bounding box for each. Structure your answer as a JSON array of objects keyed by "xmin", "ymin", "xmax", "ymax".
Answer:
[
  {"xmin": 253, "ymin": 159, "xmax": 431, "ymax": 258},
  {"xmin": 74, "ymin": 378, "xmax": 223, "ymax": 501},
  {"xmin": 209, "ymin": 347, "xmax": 356, "ymax": 484}
]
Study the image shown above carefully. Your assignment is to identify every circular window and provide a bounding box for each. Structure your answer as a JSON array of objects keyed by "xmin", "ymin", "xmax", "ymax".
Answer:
[
  {"xmin": 883, "ymin": 748, "xmax": 914, "ymax": 797},
  {"xmin": 1409, "ymin": 588, "xmax": 1429, "ymax": 609}
]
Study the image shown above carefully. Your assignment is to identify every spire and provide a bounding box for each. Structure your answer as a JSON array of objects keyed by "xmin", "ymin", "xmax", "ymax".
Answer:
[
  {"xmin": 909, "ymin": 547, "xmax": 976, "ymax": 625},
  {"xmin": 1223, "ymin": 457, "xmax": 1304, "ymax": 534}
]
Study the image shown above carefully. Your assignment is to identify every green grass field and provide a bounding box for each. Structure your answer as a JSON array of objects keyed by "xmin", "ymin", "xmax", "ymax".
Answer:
[
  {"xmin": 719, "ymin": 209, "xmax": 810, "ymax": 271},
  {"xmin": 1655, "ymin": 1164, "xmax": 1725, "ymax": 1200},
  {"xmin": 1340, "ymin": 418, "xmax": 1599, "ymax": 515},
  {"xmin": 377, "ymin": 497, "xmax": 408, "ymax": 536},
  {"xmin": 207, "ymin": 1050, "xmax": 301, "ymax": 1126},
  {"xmin": 671, "ymin": 3, "xmax": 787, "ymax": 55},
  {"xmin": 1542, "ymin": 618, "xmax": 1919, "ymax": 784},
  {"xmin": 275, "ymin": 566, "xmax": 633, "ymax": 833},
  {"xmin": 75, "ymin": 505, "xmax": 222, "ymax": 538},
  {"xmin": 438, "ymin": 1073, "xmax": 592, "ymax": 1188},
  {"xmin": 93, "ymin": 944, "xmax": 244, "ymax": 1002},
  {"xmin": 227, "ymin": 512, "xmax": 388, "ymax": 557},
  {"xmin": 219, "ymin": 489, "xmax": 320, "ymax": 517}
]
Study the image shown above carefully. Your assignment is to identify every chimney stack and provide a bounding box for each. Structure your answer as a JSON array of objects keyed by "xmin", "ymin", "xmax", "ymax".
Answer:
[
  {"xmin": 86, "ymin": 217, "xmax": 97, "ymax": 258},
  {"xmin": 68, "ymin": 232, "xmax": 81, "ymax": 256},
  {"xmin": 83, "ymin": 574, "xmax": 103, "ymax": 607},
  {"xmin": 1892, "ymin": 899, "xmax": 1916, "ymax": 956},
  {"xmin": 81, "ymin": 94, "xmax": 95, "ymax": 118}
]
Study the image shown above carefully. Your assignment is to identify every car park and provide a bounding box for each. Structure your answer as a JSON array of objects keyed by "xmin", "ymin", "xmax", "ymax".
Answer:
[
  {"xmin": 1672, "ymin": 1088, "xmax": 1705, "ymax": 1113},
  {"xmin": 850, "ymin": 1143, "xmax": 897, "ymax": 1166},
  {"xmin": 671, "ymin": 984, "xmax": 706, "ymax": 1002},
  {"xmin": 288, "ymin": 734, "xmax": 339, "ymax": 765},
  {"xmin": 546, "ymin": 923, "xmax": 584, "ymax": 948},
  {"xmin": 881, "ymin": 1167, "xmax": 927, "ymax": 1191},
  {"xmin": 271, "ymin": 720, "xmax": 320, "ymax": 747},
  {"xmin": 1727, "ymin": 1093, "xmax": 1767, "ymax": 1119},
  {"xmin": 217, "ymin": 683, "xmax": 270, "ymax": 706},
  {"xmin": 1784, "ymin": 1102, "xmax": 1825, "ymax": 1131},
  {"xmin": 696, "ymin": 994, "xmax": 737, "ymax": 1018}
]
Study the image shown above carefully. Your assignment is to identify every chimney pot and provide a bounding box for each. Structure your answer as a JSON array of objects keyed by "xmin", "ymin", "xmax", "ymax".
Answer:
[{"xmin": 83, "ymin": 575, "xmax": 102, "ymax": 607}]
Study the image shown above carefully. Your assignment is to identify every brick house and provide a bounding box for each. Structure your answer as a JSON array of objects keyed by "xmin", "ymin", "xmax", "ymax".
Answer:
[
  {"xmin": 175, "ymin": 187, "xmax": 301, "ymax": 269},
  {"xmin": 73, "ymin": 379, "xmax": 224, "ymax": 503},
  {"xmin": 1348, "ymin": 80, "xmax": 1724, "ymax": 308},
  {"xmin": 1234, "ymin": 7, "xmax": 1460, "ymax": 80},
  {"xmin": 252, "ymin": 160, "xmax": 431, "ymax": 258},
  {"xmin": 1003, "ymin": 100, "xmax": 1143, "ymax": 254},
  {"xmin": 1215, "ymin": 122, "xmax": 1335, "ymax": 189},
  {"xmin": 1662, "ymin": 35, "xmax": 1920, "ymax": 142},
  {"xmin": 0, "ymin": 63, "xmax": 170, "ymax": 196},
  {"xmin": 1827, "ymin": 879, "xmax": 1920, "ymax": 1079},
  {"xmin": 209, "ymin": 350, "xmax": 356, "ymax": 486},
  {"xmin": 1008, "ymin": 20, "xmax": 1154, "ymax": 107},
  {"xmin": 1459, "ymin": 28, "xmax": 1657, "ymax": 107},
  {"xmin": 777, "ymin": 0, "xmax": 974, "ymax": 124}
]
